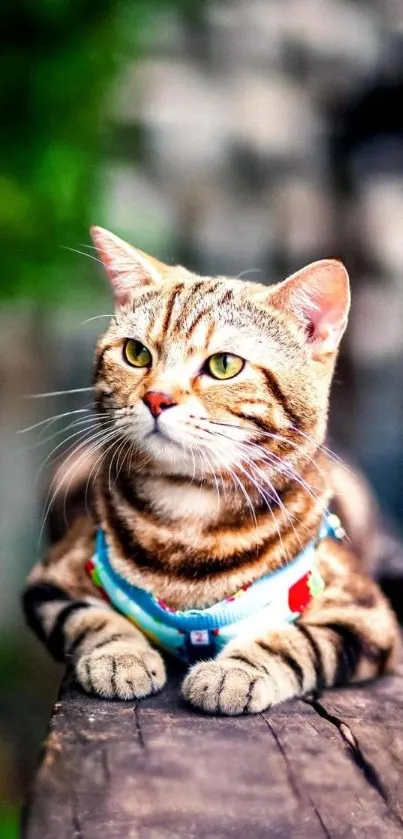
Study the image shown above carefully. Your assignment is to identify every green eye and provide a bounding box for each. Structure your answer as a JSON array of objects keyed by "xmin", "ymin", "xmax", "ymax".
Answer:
[
  {"xmin": 207, "ymin": 352, "xmax": 244, "ymax": 380},
  {"xmin": 124, "ymin": 339, "xmax": 152, "ymax": 368}
]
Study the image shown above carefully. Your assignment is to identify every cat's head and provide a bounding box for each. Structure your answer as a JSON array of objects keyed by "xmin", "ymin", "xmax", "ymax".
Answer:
[{"xmin": 91, "ymin": 226, "xmax": 349, "ymax": 482}]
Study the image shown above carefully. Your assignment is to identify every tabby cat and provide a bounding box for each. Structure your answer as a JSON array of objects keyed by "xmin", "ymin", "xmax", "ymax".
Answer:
[{"xmin": 23, "ymin": 226, "xmax": 399, "ymax": 715}]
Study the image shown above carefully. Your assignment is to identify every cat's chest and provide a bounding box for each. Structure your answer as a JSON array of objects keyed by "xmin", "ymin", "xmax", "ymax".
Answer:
[
  {"xmin": 137, "ymin": 477, "xmax": 225, "ymax": 523},
  {"xmin": 96, "ymin": 472, "xmax": 302, "ymax": 610}
]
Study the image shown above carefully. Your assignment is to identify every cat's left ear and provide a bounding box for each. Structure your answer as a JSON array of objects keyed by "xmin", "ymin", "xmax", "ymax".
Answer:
[
  {"xmin": 90, "ymin": 226, "xmax": 166, "ymax": 306},
  {"xmin": 268, "ymin": 259, "xmax": 350, "ymax": 359}
]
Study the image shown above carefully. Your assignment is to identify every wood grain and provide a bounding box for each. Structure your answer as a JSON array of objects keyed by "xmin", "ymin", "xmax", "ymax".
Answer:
[{"xmin": 23, "ymin": 653, "xmax": 403, "ymax": 839}]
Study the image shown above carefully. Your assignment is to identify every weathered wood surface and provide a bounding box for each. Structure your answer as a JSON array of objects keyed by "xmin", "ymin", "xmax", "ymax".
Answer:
[{"xmin": 24, "ymin": 654, "xmax": 403, "ymax": 839}]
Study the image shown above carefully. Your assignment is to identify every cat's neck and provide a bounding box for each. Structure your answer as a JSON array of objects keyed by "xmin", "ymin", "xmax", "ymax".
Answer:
[{"xmin": 95, "ymin": 456, "xmax": 330, "ymax": 610}]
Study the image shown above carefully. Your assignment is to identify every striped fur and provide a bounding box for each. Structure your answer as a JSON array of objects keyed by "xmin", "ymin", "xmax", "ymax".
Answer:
[{"xmin": 23, "ymin": 228, "xmax": 399, "ymax": 711}]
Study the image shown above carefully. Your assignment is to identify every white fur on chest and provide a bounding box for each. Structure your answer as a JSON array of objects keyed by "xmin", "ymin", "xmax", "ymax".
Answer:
[{"xmin": 139, "ymin": 476, "xmax": 222, "ymax": 523}]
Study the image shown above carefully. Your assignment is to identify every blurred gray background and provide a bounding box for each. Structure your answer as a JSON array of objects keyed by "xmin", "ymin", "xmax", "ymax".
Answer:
[{"xmin": 1, "ymin": 1, "xmax": 403, "ymax": 835}]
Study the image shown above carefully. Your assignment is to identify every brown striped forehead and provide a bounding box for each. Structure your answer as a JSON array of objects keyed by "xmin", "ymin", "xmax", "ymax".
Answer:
[{"xmin": 105, "ymin": 276, "xmax": 301, "ymax": 365}]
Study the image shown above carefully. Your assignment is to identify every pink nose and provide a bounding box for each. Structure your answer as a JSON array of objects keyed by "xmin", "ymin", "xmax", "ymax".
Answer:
[{"xmin": 142, "ymin": 391, "xmax": 177, "ymax": 418}]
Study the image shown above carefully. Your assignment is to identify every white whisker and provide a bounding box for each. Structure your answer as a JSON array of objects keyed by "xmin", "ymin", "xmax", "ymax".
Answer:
[
  {"xmin": 62, "ymin": 245, "xmax": 105, "ymax": 266},
  {"xmin": 191, "ymin": 421, "xmax": 325, "ymax": 559},
  {"xmin": 39, "ymin": 425, "xmax": 121, "ymax": 542},
  {"xmin": 26, "ymin": 387, "xmax": 94, "ymax": 399},
  {"xmin": 197, "ymin": 415, "xmax": 344, "ymax": 469},
  {"xmin": 235, "ymin": 267, "xmax": 263, "ymax": 280},
  {"xmin": 18, "ymin": 408, "xmax": 90, "ymax": 434},
  {"xmin": 60, "ymin": 428, "xmax": 122, "ymax": 531},
  {"xmin": 21, "ymin": 414, "xmax": 101, "ymax": 455},
  {"xmin": 81, "ymin": 314, "xmax": 115, "ymax": 325},
  {"xmin": 35, "ymin": 420, "xmax": 106, "ymax": 482}
]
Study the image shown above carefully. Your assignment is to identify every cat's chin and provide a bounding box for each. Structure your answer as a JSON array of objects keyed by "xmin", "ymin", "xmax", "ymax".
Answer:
[{"xmin": 137, "ymin": 432, "xmax": 203, "ymax": 479}]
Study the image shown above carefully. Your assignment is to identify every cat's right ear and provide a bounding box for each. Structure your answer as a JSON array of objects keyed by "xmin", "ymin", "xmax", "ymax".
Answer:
[
  {"xmin": 90, "ymin": 226, "xmax": 165, "ymax": 306},
  {"xmin": 255, "ymin": 259, "xmax": 350, "ymax": 360}
]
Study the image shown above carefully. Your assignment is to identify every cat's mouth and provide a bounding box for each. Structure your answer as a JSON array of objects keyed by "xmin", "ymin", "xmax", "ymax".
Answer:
[
  {"xmin": 144, "ymin": 419, "xmax": 179, "ymax": 446},
  {"xmin": 145, "ymin": 424, "xmax": 170, "ymax": 440}
]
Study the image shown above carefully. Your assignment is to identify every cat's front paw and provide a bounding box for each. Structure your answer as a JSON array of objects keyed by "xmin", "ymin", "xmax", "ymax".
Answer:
[
  {"xmin": 182, "ymin": 657, "xmax": 274, "ymax": 715},
  {"xmin": 75, "ymin": 639, "xmax": 166, "ymax": 700},
  {"xmin": 182, "ymin": 641, "xmax": 305, "ymax": 715}
]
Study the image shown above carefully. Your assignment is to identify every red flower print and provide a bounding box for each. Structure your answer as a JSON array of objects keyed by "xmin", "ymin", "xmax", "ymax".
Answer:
[{"xmin": 288, "ymin": 573, "xmax": 312, "ymax": 614}]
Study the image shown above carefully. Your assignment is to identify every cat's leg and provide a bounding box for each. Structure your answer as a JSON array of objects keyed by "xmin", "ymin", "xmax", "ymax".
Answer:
[
  {"xmin": 23, "ymin": 517, "xmax": 166, "ymax": 700},
  {"xmin": 182, "ymin": 543, "xmax": 399, "ymax": 715}
]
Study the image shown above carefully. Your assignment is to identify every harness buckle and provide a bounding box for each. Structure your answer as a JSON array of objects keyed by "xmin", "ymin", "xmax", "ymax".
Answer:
[{"xmin": 185, "ymin": 629, "xmax": 216, "ymax": 663}]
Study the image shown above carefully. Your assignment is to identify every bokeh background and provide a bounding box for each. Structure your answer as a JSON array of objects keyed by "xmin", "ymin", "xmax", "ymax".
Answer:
[{"xmin": 2, "ymin": 1, "xmax": 403, "ymax": 835}]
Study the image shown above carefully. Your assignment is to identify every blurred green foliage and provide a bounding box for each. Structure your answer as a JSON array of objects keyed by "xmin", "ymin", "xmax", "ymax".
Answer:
[
  {"xmin": 0, "ymin": 805, "xmax": 19, "ymax": 839},
  {"xmin": 0, "ymin": 0, "xmax": 201, "ymax": 305},
  {"xmin": 0, "ymin": 0, "xmax": 125, "ymax": 303}
]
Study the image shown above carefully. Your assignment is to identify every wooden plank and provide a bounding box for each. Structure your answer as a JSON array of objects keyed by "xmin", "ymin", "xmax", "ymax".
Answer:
[{"xmin": 24, "ymin": 655, "xmax": 403, "ymax": 839}]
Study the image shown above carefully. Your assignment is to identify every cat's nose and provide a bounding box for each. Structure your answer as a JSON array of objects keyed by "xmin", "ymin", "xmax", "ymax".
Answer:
[{"xmin": 142, "ymin": 391, "xmax": 177, "ymax": 418}]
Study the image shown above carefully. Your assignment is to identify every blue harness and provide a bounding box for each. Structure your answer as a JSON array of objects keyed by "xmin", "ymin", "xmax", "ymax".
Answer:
[{"xmin": 86, "ymin": 514, "xmax": 343, "ymax": 664}]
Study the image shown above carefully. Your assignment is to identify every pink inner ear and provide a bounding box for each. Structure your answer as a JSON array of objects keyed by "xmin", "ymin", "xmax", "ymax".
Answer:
[
  {"xmin": 90, "ymin": 225, "xmax": 164, "ymax": 308},
  {"xmin": 270, "ymin": 259, "xmax": 350, "ymax": 358},
  {"xmin": 306, "ymin": 320, "xmax": 316, "ymax": 340},
  {"xmin": 300, "ymin": 275, "xmax": 350, "ymax": 357},
  {"xmin": 301, "ymin": 291, "xmax": 333, "ymax": 340}
]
